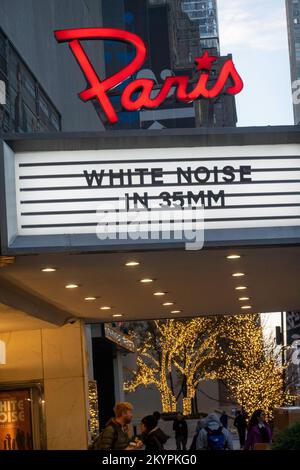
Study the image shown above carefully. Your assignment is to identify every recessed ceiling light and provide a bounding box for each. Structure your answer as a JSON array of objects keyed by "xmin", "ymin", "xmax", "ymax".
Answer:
[
  {"xmin": 100, "ymin": 306, "xmax": 111, "ymax": 310},
  {"xmin": 84, "ymin": 297, "xmax": 97, "ymax": 301},
  {"xmin": 239, "ymin": 297, "xmax": 250, "ymax": 301},
  {"xmin": 241, "ymin": 305, "xmax": 252, "ymax": 310},
  {"xmin": 235, "ymin": 286, "xmax": 247, "ymax": 290},
  {"xmin": 41, "ymin": 267, "xmax": 56, "ymax": 272},
  {"xmin": 112, "ymin": 314, "xmax": 123, "ymax": 318},
  {"xmin": 140, "ymin": 278, "xmax": 154, "ymax": 283},
  {"xmin": 125, "ymin": 261, "xmax": 140, "ymax": 267},
  {"xmin": 171, "ymin": 310, "xmax": 181, "ymax": 314},
  {"xmin": 226, "ymin": 254, "xmax": 241, "ymax": 260},
  {"xmin": 65, "ymin": 284, "xmax": 79, "ymax": 289},
  {"xmin": 232, "ymin": 273, "xmax": 245, "ymax": 277},
  {"xmin": 153, "ymin": 292, "xmax": 166, "ymax": 296},
  {"xmin": 163, "ymin": 302, "xmax": 174, "ymax": 306}
]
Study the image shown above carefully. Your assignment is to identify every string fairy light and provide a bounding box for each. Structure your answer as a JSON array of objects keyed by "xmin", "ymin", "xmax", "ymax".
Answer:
[{"xmin": 124, "ymin": 314, "xmax": 298, "ymax": 418}]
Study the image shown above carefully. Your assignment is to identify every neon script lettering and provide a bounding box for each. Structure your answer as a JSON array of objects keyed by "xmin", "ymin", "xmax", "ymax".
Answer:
[{"xmin": 54, "ymin": 28, "xmax": 244, "ymax": 124}]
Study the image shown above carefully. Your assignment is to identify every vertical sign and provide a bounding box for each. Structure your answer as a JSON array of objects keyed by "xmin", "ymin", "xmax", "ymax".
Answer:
[{"xmin": 0, "ymin": 390, "xmax": 33, "ymax": 450}]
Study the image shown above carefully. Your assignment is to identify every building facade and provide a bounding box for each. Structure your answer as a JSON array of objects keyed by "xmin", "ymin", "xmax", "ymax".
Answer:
[
  {"xmin": 1, "ymin": 126, "xmax": 300, "ymax": 449},
  {"xmin": 286, "ymin": 0, "xmax": 300, "ymax": 124},
  {"xmin": 286, "ymin": 311, "xmax": 300, "ymax": 401},
  {"xmin": 0, "ymin": 27, "xmax": 61, "ymax": 133},
  {"xmin": 0, "ymin": 0, "xmax": 105, "ymax": 132},
  {"xmin": 0, "ymin": 0, "xmax": 106, "ymax": 451}
]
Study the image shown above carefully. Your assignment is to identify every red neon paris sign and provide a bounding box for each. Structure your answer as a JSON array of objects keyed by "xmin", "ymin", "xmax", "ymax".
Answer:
[{"xmin": 54, "ymin": 28, "xmax": 243, "ymax": 125}]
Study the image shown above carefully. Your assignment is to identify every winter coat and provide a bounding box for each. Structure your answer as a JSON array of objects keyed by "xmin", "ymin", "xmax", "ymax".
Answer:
[
  {"xmin": 196, "ymin": 413, "xmax": 233, "ymax": 450},
  {"xmin": 173, "ymin": 419, "xmax": 188, "ymax": 439},
  {"xmin": 143, "ymin": 428, "xmax": 169, "ymax": 451},
  {"xmin": 234, "ymin": 414, "xmax": 247, "ymax": 431},
  {"xmin": 244, "ymin": 423, "xmax": 272, "ymax": 450},
  {"xmin": 93, "ymin": 419, "xmax": 131, "ymax": 450}
]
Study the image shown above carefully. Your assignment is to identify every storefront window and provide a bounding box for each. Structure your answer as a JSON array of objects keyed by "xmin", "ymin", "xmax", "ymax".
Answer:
[{"xmin": 0, "ymin": 384, "xmax": 45, "ymax": 450}]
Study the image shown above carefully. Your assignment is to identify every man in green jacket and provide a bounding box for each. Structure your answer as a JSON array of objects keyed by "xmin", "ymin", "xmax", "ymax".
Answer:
[{"xmin": 94, "ymin": 402, "xmax": 142, "ymax": 450}]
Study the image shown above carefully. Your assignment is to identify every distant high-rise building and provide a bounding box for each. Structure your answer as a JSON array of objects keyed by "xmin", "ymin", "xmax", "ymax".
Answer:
[
  {"xmin": 180, "ymin": 0, "xmax": 219, "ymax": 50},
  {"xmin": 149, "ymin": 0, "xmax": 219, "ymax": 64},
  {"xmin": 286, "ymin": 0, "xmax": 300, "ymax": 124},
  {"xmin": 102, "ymin": 0, "xmax": 238, "ymax": 129}
]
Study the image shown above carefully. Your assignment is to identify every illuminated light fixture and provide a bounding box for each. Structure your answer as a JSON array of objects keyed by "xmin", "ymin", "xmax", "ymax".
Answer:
[
  {"xmin": 100, "ymin": 306, "xmax": 111, "ymax": 310},
  {"xmin": 65, "ymin": 284, "xmax": 79, "ymax": 289},
  {"xmin": 125, "ymin": 261, "xmax": 140, "ymax": 267},
  {"xmin": 0, "ymin": 340, "xmax": 6, "ymax": 365},
  {"xmin": 84, "ymin": 297, "xmax": 97, "ymax": 301},
  {"xmin": 171, "ymin": 310, "xmax": 181, "ymax": 314},
  {"xmin": 153, "ymin": 292, "xmax": 166, "ymax": 296},
  {"xmin": 232, "ymin": 273, "xmax": 245, "ymax": 277},
  {"xmin": 41, "ymin": 267, "xmax": 56, "ymax": 272},
  {"xmin": 241, "ymin": 305, "xmax": 252, "ymax": 310},
  {"xmin": 235, "ymin": 286, "xmax": 247, "ymax": 290},
  {"xmin": 163, "ymin": 302, "xmax": 174, "ymax": 306},
  {"xmin": 239, "ymin": 297, "xmax": 250, "ymax": 301},
  {"xmin": 112, "ymin": 314, "xmax": 123, "ymax": 318},
  {"xmin": 226, "ymin": 254, "xmax": 241, "ymax": 260},
  {"xmin": 140, "ymin": 278, "xmax": 154, "ymax": 283}
]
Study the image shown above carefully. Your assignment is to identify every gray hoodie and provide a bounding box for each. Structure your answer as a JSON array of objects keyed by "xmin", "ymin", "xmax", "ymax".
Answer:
[{"xmin": 196, "ymin": 413, "xmax": 233, "ymax": 450}]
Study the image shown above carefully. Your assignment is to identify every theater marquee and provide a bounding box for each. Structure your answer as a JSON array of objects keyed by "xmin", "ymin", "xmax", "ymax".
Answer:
[{"xmin": 1, "ymin": 128, "xmax": 300, "ymax": 253}]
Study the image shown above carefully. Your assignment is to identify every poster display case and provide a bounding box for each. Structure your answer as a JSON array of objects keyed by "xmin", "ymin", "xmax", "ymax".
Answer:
[{"xmin": 0, "ymin": 382, "xmax": 46, "ymax": 450}]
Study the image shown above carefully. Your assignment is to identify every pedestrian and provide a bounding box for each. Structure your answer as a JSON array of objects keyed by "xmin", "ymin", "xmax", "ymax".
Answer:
[
  {"xmin": 220, "ymin": 411, "xmax": 228, "ymax": 429},
  {"xmin": 244, "ymin": 409, "xmax": 272, "ymax": 450},
  {"xmin": 234, "ymin": 410, "xmax": 247, "ymax": 449},
  {"xmin": 173, "ymin": 412, "xmax": 188, "ymax": 450},
  {"xmin": 140, "ymin": 415, "xmax": 168, "ymax": 451},
  {"xmin": 151, "ymin": 411, "xmax": 170, "ymax": 445},
  {"xmin": 92, "ymin": 402, "xmax": 143, "ymax": 450},
  {"xmin": 196, "ymin": 413, "xmax": 233, "ymax": 450},
  {"xmin": 189, "ymin": 418, "xmax": 206, "ymax": 450}
]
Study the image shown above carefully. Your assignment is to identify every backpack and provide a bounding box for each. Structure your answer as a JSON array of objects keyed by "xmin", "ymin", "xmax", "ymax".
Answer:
[
  {"xmin": 91, "ymin": 422, "xmax": 118, "ymax": 450},
  {"xmin": 206, "ymin": 426, "xmax": 226, "ymax": 450}
]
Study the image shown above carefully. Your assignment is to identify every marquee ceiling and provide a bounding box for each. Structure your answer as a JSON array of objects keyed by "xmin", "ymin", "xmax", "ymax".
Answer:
[{"xmin": 0, "ymin": 245, "xmax": 299, "ymax": 326}]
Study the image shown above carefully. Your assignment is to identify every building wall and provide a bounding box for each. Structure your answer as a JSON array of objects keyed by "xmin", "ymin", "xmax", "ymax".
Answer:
[
  {"xmin": 0, "ymin": 321, "xmax": 90, "ymax": 450},
  {"xmin": 169, "ymin": 0, "xmax": 219, "ymax": 70},
  {"xmin": 286, "ymin": 0, "xmax": 300, "ymax": 124},
  {"xmin": 0, "ymin": 0, "xmax": 105, "ymax": 131},
  {"xmin": 0, "ymin": 27, "xmax": 62, "ymax": 133}
]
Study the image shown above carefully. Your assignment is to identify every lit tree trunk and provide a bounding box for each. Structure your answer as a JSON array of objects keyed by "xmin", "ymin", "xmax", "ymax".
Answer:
[
  {"xmin": 159, "ymin": 385, "xmax": 177, "ymax": 412},
  {"xmin": 160, "ymin": 350, "xmax": 176, "ymax": 412},
  {"xmin": 182, "ymin": 377, "xmax": 195, "ymax": 416},
  {"xmin": 192, "ymin": 394, "xmax": 198, "ymax": 414}
]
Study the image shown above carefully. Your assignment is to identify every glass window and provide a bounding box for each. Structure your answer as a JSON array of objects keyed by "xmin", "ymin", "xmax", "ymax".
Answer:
[
  {"xmin": 50, "ymin": 112, "xmax": 60, "ymax": 131},
  {"xmin": 22, "ymin": 70, "xmax": 36, "ymax": 100},
  {"xmin": 39, "ymin": 94, "xmax": 50, "ymax": 119}
]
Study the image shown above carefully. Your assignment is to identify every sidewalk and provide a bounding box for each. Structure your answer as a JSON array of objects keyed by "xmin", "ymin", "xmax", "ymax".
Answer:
[
  {"xmin": 164, "ymin": 434, "xmax": 240, "ymax": 450},
  {"xmin": 160, "ymin": 419, "xmax": 241, "ymax": 451}
]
